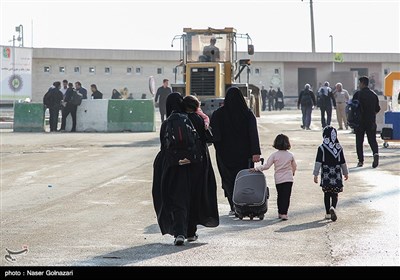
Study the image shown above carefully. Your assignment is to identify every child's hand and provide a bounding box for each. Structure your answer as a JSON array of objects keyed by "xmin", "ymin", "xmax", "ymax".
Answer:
[
  {"xmin": 344, "ymin": 174, "xmax": 349, "ymax": 181},
  {"xmin": 313, "ymin": 176, "xmax": 318, "ymax": 184},
  {"xmin": 249, "ymin": 168, "xmax": 256, "ymax": 173}
]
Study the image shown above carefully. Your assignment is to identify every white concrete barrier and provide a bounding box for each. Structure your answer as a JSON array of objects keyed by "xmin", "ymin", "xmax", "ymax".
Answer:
[{"xmin": 66, "ymin": 99, "xmax": 108, "ymax": 132}]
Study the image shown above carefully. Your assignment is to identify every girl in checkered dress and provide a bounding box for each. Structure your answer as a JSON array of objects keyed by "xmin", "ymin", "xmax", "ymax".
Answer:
[{"xmin": 313, "ymin": 126, "xmax": 349, "ymax": 221}]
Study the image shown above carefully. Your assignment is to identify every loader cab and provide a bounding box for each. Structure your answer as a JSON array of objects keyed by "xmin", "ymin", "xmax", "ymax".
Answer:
[{"xmin": 171, "ymin": 27, "xmax": 259, "ymax": 117}]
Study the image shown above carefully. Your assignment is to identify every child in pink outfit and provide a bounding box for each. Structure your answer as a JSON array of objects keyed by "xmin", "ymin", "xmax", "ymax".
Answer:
[
  {"xmin": 250, "ymin": 134, "xmax": 297, "ymax": 220},
  {"xmin": 196, "ymin": 107, "xmax": 209, "ymax": 129},
  {"xmin": 183, "ymin": 95, "xmax": 210, "ymax": 129}
]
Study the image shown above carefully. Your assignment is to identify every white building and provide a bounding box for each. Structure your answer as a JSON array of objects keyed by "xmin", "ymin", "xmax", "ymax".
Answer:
[{"xmin": 22, "ymin": 48, "xmax": 400, "ymax": 102}]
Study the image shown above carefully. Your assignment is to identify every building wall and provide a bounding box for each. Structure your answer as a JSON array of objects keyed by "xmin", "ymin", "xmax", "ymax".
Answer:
[
  {"xmin": 33, "ymin": 59, "xmax": 179, "ymax": 102},
  {"xmin": 29, "ymin": 48, "xmax": 400, "ymax": 102}
]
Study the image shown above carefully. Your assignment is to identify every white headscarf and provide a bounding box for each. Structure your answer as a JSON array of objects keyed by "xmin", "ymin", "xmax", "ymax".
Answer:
[{"xmin": 322, "ymin": 126, "xmax": 342, "ymax": 159}]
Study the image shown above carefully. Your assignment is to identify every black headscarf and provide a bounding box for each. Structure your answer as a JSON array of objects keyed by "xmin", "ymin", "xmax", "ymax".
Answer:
[
  {"xmin": 166, "ymin": 92, "xmax": 184, "ymax": 117},
  {"xmin": 322, "ymin": 125, "xmax": 342, "ymax": 159},
  {"xmin": 223, "ymin": 87, "xmax": 250, "ymax": 133}
]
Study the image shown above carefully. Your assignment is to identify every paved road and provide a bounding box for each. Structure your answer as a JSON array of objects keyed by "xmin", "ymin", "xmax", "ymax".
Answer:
[{"xmin": 1, "ymin": 109, "xmax": 399, "ymax": 266}]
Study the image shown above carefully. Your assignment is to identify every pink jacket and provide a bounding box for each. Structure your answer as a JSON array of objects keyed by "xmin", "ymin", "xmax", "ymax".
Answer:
[{"xmin": 255, "ymin": 150, "xmax": 297, "ymax": 184}]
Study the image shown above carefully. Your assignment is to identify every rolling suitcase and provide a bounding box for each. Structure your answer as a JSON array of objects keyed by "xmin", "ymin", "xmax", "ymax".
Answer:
[{"xmin": 233, "ymin": 159, "xmax": 269, "ymax": 220}]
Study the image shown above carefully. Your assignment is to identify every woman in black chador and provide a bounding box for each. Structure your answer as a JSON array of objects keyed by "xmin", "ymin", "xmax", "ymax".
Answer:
[
  {"xmin": 210, "ymin": 87, "xmax": 261, "ymax": 216},
  {"xmin": 152, "ymin": 92, "xmax": 219, "ymax": 246}
]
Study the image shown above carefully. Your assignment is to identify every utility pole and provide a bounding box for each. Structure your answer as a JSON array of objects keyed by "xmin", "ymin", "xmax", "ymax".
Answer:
[
  {"xmin": 16, "ymin": 24, "xmax": 24, "ymax": 47},
  {"xmin": 330, "ymin": 35, "xmax": 335, "ymax": 72},
  {"xmin": 302, "ymin": 0, "xmax": 316, "ymax": 53}
]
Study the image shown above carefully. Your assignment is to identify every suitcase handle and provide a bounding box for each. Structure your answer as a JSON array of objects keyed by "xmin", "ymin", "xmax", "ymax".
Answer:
[{"xmin": 248, "ymin": 158, "xmax": 264, "ymax": 168}]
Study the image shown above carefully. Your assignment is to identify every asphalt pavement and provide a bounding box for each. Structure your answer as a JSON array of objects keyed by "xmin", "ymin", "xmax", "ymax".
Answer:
[{"xmin": 1, "ymin": 108, "xmax": 399, "ymax": 266}]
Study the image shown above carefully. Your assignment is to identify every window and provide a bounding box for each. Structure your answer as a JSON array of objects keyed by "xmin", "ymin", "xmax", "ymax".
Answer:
[
  {"xmin": 59, "ymin": 66, "xmax": 65, "ymax": 73},
  {"xmin": 274, "ymin": 68, "xmax": 280, "ymax": 74},
  {"xmin": 127, "ymin": 67, "xmax": 132, "ymax": 74},
  {"xmin": 89, "ymin": 67, "xmax": 96, "ymax": 74},
  {"xmin": 135, "ymin": 67, "xmax": 142, "ymax": 74},
  {"xmin": 44, "ymin": 66, "xmax": 50, "ymax": 73},
  {"xmin": 172, "ymin": 68, "xmax": 177, "ymax": 74},
  {"xmin": 74, "ymin": 66, "xmax": 80, "ymax": 73},
  {"xmin": 384, "ymin": 68, "xmax": 390, "ymax": 75},
  {"xmin": 157, "ymin": 67, "xmax": 163, "ymax": 75},
  {"xmin": 254, "ymin": 68, "xmax": 260, "ymax": 75},
  {"xmin": 105, "ymin": 67, "xmax": 111, "ymax": 74}
]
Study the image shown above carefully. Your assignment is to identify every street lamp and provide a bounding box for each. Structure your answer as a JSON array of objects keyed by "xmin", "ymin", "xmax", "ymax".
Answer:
[
  {"xmin": 302, "ymin": 0, "xmax": 316, "ymax": 53},
  {"xmin": 329, "ymin": 35, "xmax": 335, "ymax": 72},
  {"xmin": 15, "ymin": 24, "xmax": 24, "ymax": 47}
]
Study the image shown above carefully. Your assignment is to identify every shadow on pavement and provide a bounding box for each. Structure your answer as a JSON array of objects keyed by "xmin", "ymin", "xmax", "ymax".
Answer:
[
  {"xmin": 274, "ymin": 219, "xmax": 328, "ymax": 232},
  {"xmin": 103, "ymin": 138, "xmax": 160, "ymax": 148},
  {"xmin": 143, "ymin": 223, "xmax": 161, "ymax": 234},
  {"xmin": 77, "ymin": 242, "xmax": 206, "ymax": 266},
  {"xmin": 348, "ymin": 158, "xmax": 399, "ymax": 173}
]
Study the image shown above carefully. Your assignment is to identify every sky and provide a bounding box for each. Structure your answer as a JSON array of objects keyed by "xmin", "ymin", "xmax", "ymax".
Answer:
[{"xmin": 0, "ymin": 0, "xmax": 399, "ymax": 53}]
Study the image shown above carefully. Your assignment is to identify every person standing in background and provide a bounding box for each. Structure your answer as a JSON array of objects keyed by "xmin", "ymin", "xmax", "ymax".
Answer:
[
  {"xmin": 61, "ymin": 80, "xmax": 68, "ymax": 98},
  {"xmin": 275, "ymin": 87, "xmax": 284, "ymax": 111},
  {"xmin": 75, "ymin": 81, "xmax": 88, "ymax": 100},
  {"xmin": 333, "ymin": 83, "xmax": 350, "ymax": 130},
  {"xmin": 44, "ymin": 81, "xmax": 63, "ymax": 132},
  {"xmin": 155, "ymin": 79, "xmax": 172, "ymax": 122},
  {"xmin": 267, "ymin": 86, "xmax": 276, "ymax": 111},
  {"xmin": 90, "ymin": 84, "xmax": 103, "ymax": 99},
  {"xmin": 60, "ymin": 83, "xmax": 78, "ymax": 132},
  {"xmin": 261, "ymin": 86, "xmax": 267, "ymax": 111}
]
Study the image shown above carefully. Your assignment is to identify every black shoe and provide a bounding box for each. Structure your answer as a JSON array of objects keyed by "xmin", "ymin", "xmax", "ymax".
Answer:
[
  {"xmin": 329, "ymin": 207, "xmax": 337, "ymax": 222},
  {"xmin": 300, "ymin": 125, "xmax": 305, "ymax": 129},
  {"xmin": 372, "ymin": 154, "xmax": 379, "ymax": 168},
  {"xmin": 174, "ymin": 235, "xmax": 185, "ymax": 246},
  {"xmin": 357, "ymin": 162, "xmax": 363, "ymax": 167},
  {"xmin": 306, "ymin": 127, "xmax": 311, "ymax": 130}
]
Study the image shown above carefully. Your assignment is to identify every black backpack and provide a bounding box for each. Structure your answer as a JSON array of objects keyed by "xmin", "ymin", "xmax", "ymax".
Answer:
[
  {"xmin": 163, "ymin": 112, "xmax": 202, "ymax": 165},
  {"xmin": 70, "ymin": 90, "xmax": 83, "ymax": 106},
  {"xmin": 346, "ymin": 99, "xmax": 361, "ymax": 129}
]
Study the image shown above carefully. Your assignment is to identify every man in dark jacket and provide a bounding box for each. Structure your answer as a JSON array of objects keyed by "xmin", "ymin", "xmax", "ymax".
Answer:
[
  {"xmin": 260, "ymin": 86, "xmax": 267, "ymax": 111},
  {"xmin": 298, "ymin": 84, "xmax": 317, "ymax": 130},
  {"xmin": 353, "ymin": 76, "xmax": 381, "ymax": 168},
  {"xmin": 317, "ymin": 81, "xmax": 336, "ymax": 128},
  {"xmin": 75, "ymin": 81, "xmax": 87, "ymax": 99},
  {"xmin": 155, "ymin": 79, "xmax": 172, "ymax": 122},
  {"xmin": 44, "ymin": 81, "xmax": 63, "ymax": 132},
  {"xmin": 90, "ymin": 84, "xmax": 103, "ymax": 99},
  {"xmin": 60, "ymin": 83, "xmax": 78, "ymax": 132}
]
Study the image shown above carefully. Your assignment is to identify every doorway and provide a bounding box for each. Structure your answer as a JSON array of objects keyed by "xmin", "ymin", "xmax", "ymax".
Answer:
[{"xmin": 298, "ymin": 68, "xmax": 317, "ymax": 94}]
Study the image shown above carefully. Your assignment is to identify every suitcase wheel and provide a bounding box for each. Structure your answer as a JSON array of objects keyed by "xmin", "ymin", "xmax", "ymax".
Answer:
[
  {"xmin": 383, "ymin": 142, "xmax": 389, "ymax": 148},
  {"xmin": 259, "ymin": 214, "xmax": 264, "ymax": 220},
  {"xmin": 249, "ymin": 214, "xmax": 254, "ymax": 220}
]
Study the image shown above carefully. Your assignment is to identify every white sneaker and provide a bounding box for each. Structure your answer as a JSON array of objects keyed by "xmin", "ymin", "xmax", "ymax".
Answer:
[
  {"xmin": 329, "ymin": 207, "xmax": 337, "ymax": 222},
  {"xmin": 325, "ymin": 214, "xmax": 331, "ymax": 219},
  {"xmin": 174, "ymin": 235, "xmax": 185, "ymax": 246},
  {"xmin": 187, "ymin": 234, "xmax": 198, "ymax": 242},
  {"xmin": 280, "ymin": 214, "xmax": 288, "ymax": 220}
]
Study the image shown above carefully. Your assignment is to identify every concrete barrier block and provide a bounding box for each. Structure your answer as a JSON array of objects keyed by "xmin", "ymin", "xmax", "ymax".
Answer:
[
  {"xmin": 13, "ymin": 102, "xmax": 45, "ymax": 132},
  {"xmin": 66, "ymin": 99, "xmax": 108, "ymax": 132},
  {"xmin": 107, "ymin": 100, "xmax": 155, "ymax": 132}
]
